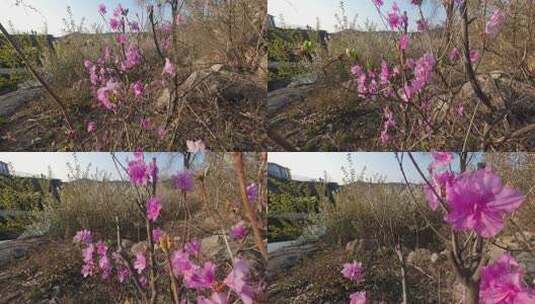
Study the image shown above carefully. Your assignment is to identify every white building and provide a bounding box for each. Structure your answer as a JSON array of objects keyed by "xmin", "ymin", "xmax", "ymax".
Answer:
[
  {"xmin": 268, "ymin": 162, "xmax": 291, "ymax": 180},
  {"xmin": 0, "ymin": 161, "xmax": 10, "ymax": 176}
]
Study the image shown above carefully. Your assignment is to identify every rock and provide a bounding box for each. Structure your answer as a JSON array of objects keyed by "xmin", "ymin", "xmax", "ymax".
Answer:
[
  {"xmin": 268, "ymin": 87, "xmax": 312, "ymax": 115},
  {"xmin": 120, "ymin": 239, "xmax": 134, "ymax": 249},
  {"xmin": 201, "ymin": 235, "xmax": 222, "ymax": 258},
  {"xmin": 267, "ymin": 240, "xmax": 320, "ymax": 278},
  {"xmin": 345, "ymin": 239, "xmax": 379, "ymax": 256},
  {"xmin": 130, "ymin": 241, "xmax": 148, "ymax": 255},
  {"xmin": 288, "ymin": 73, "xmax": 319, "ymax": 88},
  {"xmin": 456, "ymin": 75, "xmax": 507, "ymax": 112},
  {"xmin": 157, "ymin": 88, "xmax": 171, "ymax": 110},
  {"xmin": 0, "ymin": 87, "xmax": 44, "ymax": 117}
]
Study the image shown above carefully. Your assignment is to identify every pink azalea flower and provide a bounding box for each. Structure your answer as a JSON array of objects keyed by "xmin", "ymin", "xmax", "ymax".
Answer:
[
  {"xmin": 109, "ymin": 18, "xmax": 122, "ymax": 31},
  {"xmin": 171, "ymin": 249, "xmax": 194, "ymax": 276},
  {"xmin": 163, "ymin": 58, "xmax": 176, "ymax": 77},
  {"xmin": 133, "ymin": 81, "xmax": 144, "ymax": 97},
  {"xmin": 230, "ymin": 221, "xmax": 248, "ymax": 240},
  {"xmin": 98, "ymin": 255, "xmax": 112, "ymax": 279},
  {"xmin": 246, "ymin": 183, "xmax": 258, "ymax": 204},
  {"xmin": 429, "ymin": 152, "xmax": 453, "ymax": 171},
  {"xmin": 86, "ymin": 121, "xmax": 96, "ymax": 133},
  {"xmin": 341, "ymin": 261, "xmax": 364, "ymax": 282},
  {"xmin": 449, "ymin": 47, "xmax": 460, "ymax": 61},
  {"xmin": 185, "ymin": 239, "xmax": 201, "ymax": 256},
  {"xmin": 380, "ymin": 61, "xmax": 391, "ymax": 85},
  {"xmin": 445, "ymin": 168, "xmax": 525, "ymax": 238},
  {"xmin": 480, "ymin": 253, "xmax": 535, "ymax": 303},
  {"xmin": 152, "ymin": 228, "xmax": 164, "ymax": 243},
  {"xmin": 224, "ymin": 258, "xmax": 257, "ymax": 304},
  {"xmin": 81, "ymin": 262, "xmax": 95, "ymax": 278},
  {"xmin": 98, "ymin": 4, "xmax": 107, "ymax": 14},
  {"xmin": 417, "ymin": 19, "xmax": 429, "ymax": 31},
  {"xmin": 122, "ymin": 44, "xmax": 142, "ymax": 70},
  {"xmin": 172, "ymin": 170, "xmax": 194, "ymax": 192},
  {"xmin": 97, "ymin": 80, "xmax": 121, "ymax": 111},
  {"xmin": 115, "ymin": 34, "xmax": 127, "ymax": 44},
  {"xmin": 197, "ymin": 293, "xmax": 228, "ymax": 304},
  {"xmin": 372, "ymin": 0, "xmax": 383, "ymax": 7},
  {"xmin": 146, "ymin": 197, "xmax": 162, "ymax": 222},
  {"xmin": 387, "ymin": 11, "xmax": 401, "ymax": 29},
  {"xmin": 485, "ymin": 9, "xmax": 505, "ymax": 37},
  {"xmin": 133, "ymin": 251, "xmax": 147, "ymax": 274},
  {"xmin": 470, "ymin": 49, "xmax": 481, "ymax": 63},
  {"xmin": 113, "ymin": 4, "xmax": 125, "ymax": 17},
  {"xmin": 127, "ymin": 153, "xmax": 156, "ymax": 186},
  {"xmin": 187, "ymin": 140, "xmax": 206, "ymax": 153},
  {"xmin": 140, "ymin": 118, "xmax": 152, "ymax": 130},
  {"xmin": 82, "ymin": 243, "xmax": 95, "ymax": 264},
  {"xmin": 424, "ymin": 171, "xmax": 456, "ymax": 210},
  {"xmin": 184, "ymin": 261, "xmax": 216, "ymax": 289},
  {"xmin": 96, "ymin": 240, "xmax": 108, "ymax": 256},
  {"xmin": 350, "ymin": 291, "xmax": 367, "ymax": 304},
  {"xmin": 129, "ymin": 21, "xmax": 140, "ymax": 32},
  {"xmin": 117, "ymin": 266, "xmax": 130, "ymax": 283},
  {"xmin": 399, "ymin": 34, "xmax": 410, "ymax": 50},
  {"xmin": 73, "ymin": 229, "xmax": 92, "ymax": 244}
]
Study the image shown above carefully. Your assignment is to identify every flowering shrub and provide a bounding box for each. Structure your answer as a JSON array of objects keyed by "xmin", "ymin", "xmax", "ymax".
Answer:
[
  {"xmin": 72, "ymin": 150, "xmax": 266, "ymax": 303},
  {"xmin": 339, "ymin": 152, "xmax": 534, "ymax": 303}
]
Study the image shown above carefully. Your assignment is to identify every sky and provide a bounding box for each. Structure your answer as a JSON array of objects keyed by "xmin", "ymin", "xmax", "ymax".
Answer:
[
  {"xmin": 0, "ymin": 152, "xmax": 191, "ymax": 181},
  {"xmin": 268, "ymin": 0, "xmax": 445, "ymax": 32},
  {"xmin": 1, "ymin": 0, "xmax": 145, "ymax": 36},
  {"xmin": 268, "ymin": 152, "xmax": 476, "ymax": 184}
]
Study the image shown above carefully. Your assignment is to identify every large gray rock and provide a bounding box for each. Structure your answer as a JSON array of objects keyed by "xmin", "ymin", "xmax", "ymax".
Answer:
[
  {"xmin": 0, "ymin": 86, "xmax": 43, "ymax": 117},
  {"xmin": 267, "ymin": 240, "xmax": 320, "ymax": 279},
  {"xmin": 268, "ymin": 86, "xmax": 312, "ymax": 115}
]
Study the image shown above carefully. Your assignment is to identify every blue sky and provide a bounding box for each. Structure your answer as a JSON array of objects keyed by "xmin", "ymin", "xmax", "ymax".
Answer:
[
  {"xmin": 268, "ymin": 0, "xmax": 445, "ymax": 32},
  {"xmin": 268, "ymin": 152, "xmax": 474, "ymax": 184},
  {"xmin": 0, "ymin": 152, "xmax": 191, "ymax": 181},
  {"xmin": 1, "ymin": 0, "xmax": 144, "ymax": 36}
]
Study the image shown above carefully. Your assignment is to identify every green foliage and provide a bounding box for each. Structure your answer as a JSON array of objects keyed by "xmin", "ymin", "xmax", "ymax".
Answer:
[{"xmin": 0, "ymin": 176, "xmax": 46, "ymax": 237}]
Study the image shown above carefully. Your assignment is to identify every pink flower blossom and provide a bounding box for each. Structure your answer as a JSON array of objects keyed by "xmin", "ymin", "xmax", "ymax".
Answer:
[
  {"xmin": 172, "ymin": 170, "xmax": 194, "ymax": 192},
  {"xmin": 98, "ymin": 255, "xmax": 112, "ymax": 279},
  {"xmin": 96, "ymin": 240, "xmax": 108, "ymax": 256},
  {"xmin": 342, "ymin": 261, "xmax": 364, "ymax": 282},
  {"xmin": 246, "ymin": 183, "xmax": 258, "ymax": 204},
  {"xmin": 470, "ymin": 49, "xmax": 481, "ymax": 63},
  {"xmin": 73, "ymin": 229, "xmax": 92, "ymax": 244},
  {"xmin": 485, "ymin": 9, "xmax": 506, "ymax": 37},
  {"xmin": 480, "ymin": 253, "xmax": 535, "ymax": 303},
  {"xmin": 197, "ymin": 293, "xmax": 228, "ymax": 304},
  {"xmin": 445, "ymin": 168, "xmax": 525, "ymax": 238},
  {"xmin": 115, "ymin": 34, "xmax": 127, "ymax": 44},
  {"xmin": 185, "ymin": 239, "xmax": 201, "ymax": 256},
  {"xmin": 110, "ymin": 18, "xmax": 122, "ymax": 31},
  {"xmin": 81, "ymin": 262, "xmax": 95, "ymax": 278},
  {"xmin": 387, "ymin": 11, "xmax": 401, "ymax": 29},
  {"xmin": 129, "ymin": 21, "xmax": 140, "ymax": 32},
  {"xmin": 146, "ymin": 197, "xmax": 162, "ymax": 222},
  {"xmin": 399, "ymin": 34, "xmax": 410, "ymax": 50},
  {"xmin": 372, "ymin": 0, "xmax": 383, "ymax": 7},
  {"xmin": 187, "ymin": 140, "xmax": 206, "ymax": 153},
  {"xmin": 97, "ymin": 80, "xmax": 121, "ymax": 110},
  {"xmin": 98, "ymin": 4, "xmax": 107, "ymax": 14},
  {"xmin": 86, "ymin": 121, "xmax": 96, "ymax": 133},
  {"xmin": 113, "ymin": 4, "xmax": 125, "ymax": 17},
  {"xmin": 424, "ymin": 171, "xmax": 456, "ymax": 210},
  {"xmin": 133, "ymin": 251, "xmax": 147, "ymax": 274},
  {"xmin": 127, "ymin": 153, "xmax": 156, "ymax": 186},
  {"xmin": 430, "ymin": 152, "xmax": 453, "ymax": 170},
  {"xmin": 117, "ymin": 266, "xmax": 130, "ymax": 283},
  {"xmin": 82, "ymin": 243, "xmax": 95, "ymax": 264},
  {"xmin": 349, "ymin": 291, "xmax": 367, "ymax": 304},
  {"xmin": 224, "ymin": 258, "xmax": 257, "ymax": 304},
  {"xmin": 417, "ymin": 19, "xmax": 429, "ymax": 31},
  {"xmin": 133, "ymin": 81, "xmax": 144, "ymax": 97},
  {"xmin": 171, "ymin": 249, "xmax": 193, "ymax": 276},
  {"xmin": 152, "ymin": 228, "xmax": 164, "ymax": 243},
  {"xmin": 163, "ymin": 58, "xmax": 176, "ymax": 77},
  {"xmin": 122, "ymin": 44, "xmax": 142, "ymax": 70},
  {"xmin": 184, "ymin": 261, "xmax": 216, "ymax": 289},
  {"xmin": 140, "ymin": 118, "xmax": 152, "ymax": 130},
  {"xmin": 449, "ymin": 47, "xmax": 460, "ymax": 61},
  {"xmin": 230, "ymin": 221, "xmax": 248, "ymax": 240}
]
